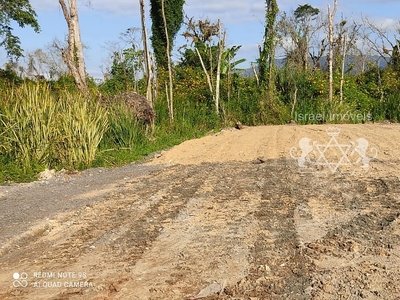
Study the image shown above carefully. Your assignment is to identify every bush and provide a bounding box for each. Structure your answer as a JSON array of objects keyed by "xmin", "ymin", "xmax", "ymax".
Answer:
[{"xmin": 0, "ymin": 83, "xmax": 108, "ymax": 171}]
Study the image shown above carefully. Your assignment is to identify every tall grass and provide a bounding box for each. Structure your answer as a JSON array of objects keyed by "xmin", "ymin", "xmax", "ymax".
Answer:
[
  {"xmin": 2, "ymin": 64, "xmax": 400, "ymax": 183},
  {"xmin": 100, "ymin": 100, "xmax": 145, "ymax": 150},
  {"xmin": 371, "ymin": 94, "xmax": 400, "ymax": 122},
  {"xmin": 0, "ymin": 83, "xmax": 108, "ymax": 171},
  {"xmin": 58, "ymin": 92, "xmax": 109, "ymax": 167},
  {"xmin": 1, "ymin": 84, "xmax": 59, "ymax": 169}
]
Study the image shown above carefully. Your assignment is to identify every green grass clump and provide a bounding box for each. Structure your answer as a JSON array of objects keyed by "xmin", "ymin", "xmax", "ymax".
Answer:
[
  {"xmin": 2, "ymin": 62, "xmax": 400, "ymax": 184},
  {"xmin": 0, "ymin": 83, "xmax": 108, "ymax": 178}
]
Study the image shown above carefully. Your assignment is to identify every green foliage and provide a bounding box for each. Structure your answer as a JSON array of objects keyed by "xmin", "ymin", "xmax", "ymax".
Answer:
[
  {"xmin": 99, "ymin": 48, "xmax": 145, "ymax": 94},
  {"xmin": 259, "ymin": 0, "xmax": 279, "ymax": 88},
  {"xmin": 174, "ymin": 65, "xmax": 211, "ymax": 102},
  {"xmin": 220, "ymin": 46, "xmax": 246, "ymax": 75},
  {"xmin": 48, "ymin": 75, "xmax": 78, "ymax": 93},
  {"xmin": 179, "ymin": 41, "xmax": 209, "ymax": 69},
  {"xmin": 178, "ymin": 42, "xmax": 245, "ymax": 76},
  {"xmin": 389, "ymin": 40, "xmax": 400, "ymax": 71},
  {"xmin": 2, "ymin": 31, "xmax": 400, "ymax": 185},
  {"xmin": 150, "ymin": 0, "xmax": 185, "ymax": 68},
  {"xmin": 47, "ymin": 74, "xmax": 99, "ymax": 97},
  {"xmin": 100, "ymin": 101, "xmax": 146, "ymax": 150},
  {"xmin": 0, "ymin": 65, "xmax": 23, "ymax": 86},
  {"xmin": 371, "ymin": 94, "xmax": 400, "ymax": 122},
  {"xmin": 0, "ymin": 154, "xmax": 42, "ymax": 183},
  {"xmin": 294, "ymin": 4, "xmax": 320, "ymax": 22},
  {"xmin": 57, "ymin": 93, "xmax": 109, "ymax": 167},
  {"xmin": 367, "ymin": 66, "xmax": 400, "ymax": 121},
  {"xmin": 0, "ymin": 0, "xmax": 40, "ymax": 58},
  {"xmin": 0, "ymin": 83, "xmax": 108, "ymax": 174}
]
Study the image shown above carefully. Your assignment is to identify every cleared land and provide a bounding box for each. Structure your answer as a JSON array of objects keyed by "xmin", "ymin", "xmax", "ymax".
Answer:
[{"xmin": 1, "ymin": 124, "xmax": 399, "ymax": 299}]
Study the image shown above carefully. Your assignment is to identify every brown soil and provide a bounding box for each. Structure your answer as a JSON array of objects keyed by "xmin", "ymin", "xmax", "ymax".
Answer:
[{"xmin": 0, "ymin": 124, "xmax": 399, "ymax": 300}]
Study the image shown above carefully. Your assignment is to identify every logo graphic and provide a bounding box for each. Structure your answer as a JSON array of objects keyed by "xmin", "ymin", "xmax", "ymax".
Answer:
[
  {"xmin": 290, "ymin": 127, "xmax": 378, "ymax": 175},
  {"xmin": 13, "ymin": 272, "xmax": 28, "ymax": 288}
]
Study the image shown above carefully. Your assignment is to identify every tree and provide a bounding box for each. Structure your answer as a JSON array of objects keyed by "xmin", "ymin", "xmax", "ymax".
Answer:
[
  {"xmin": 277, "ymin": 4, "xmax": 321, "ymax": 72},
  {"xmin": 0, "ymin": 0, "xmax": 40, "ymax": 59},
  {"xmin": 331, "ymin": 19, "xmax": 360, "ymax": 103},
  {"xmin": 259, "ymin": 0, "xmax": 279, "ymax": 89},
  {"xmin": 181, "ymin": 17, "xmax": 246, "ymax": 74},
  {"xmin": 328, "ymin": 0, "xmax": 337, "ymax": 103},
  {"xmin": 362, "ymin": 17, "xmax": 400, "ymax": 69},
  {"xmin": 182, "ymin": 17, "xmax": 219, "ymax": 45},
  {"xmin": 220, "ymin": 46, "xmax": 246, "ymax": 76},
  {"xmin": 180, "ymin": 17, "xmax": 220, "ymax": 70},
  {"xmin": 161, "ymin": 0, "xmax": 174, "ymax": 120},
  {"xmin": 294, "ymin": 4, "xmax": 320, "ymax": 71},
  {"xmin": 23, "ymin": 41, "xmax": 69, "ymax": 80},
  {"xmin": 181, "ymin": 18, "xmax": 244, "ymax": 114},
  {"xmin": 103, "ymin": 47, "xmax": 144, "ymax": 93},
  {"xmin": 58, "ymin": 0, "xmax": 87, "ymax": 94},
  {"xmin": 101, "ymin": 28, "xmax": 145, "ymax": 93},
  {"xmin": 150, "ymin": 0, "xmax": 185, "ymax": 69},
  {"xmin": 119, "ymin": 27, "xmax": 145, "ymax": 92},
  {"xmin": 390, "ymin": 39, "xmax": 400, "ymax": 71},
  {"xmin": 139, "ymin": 0, "xmax": 154, "ymax": 112}
]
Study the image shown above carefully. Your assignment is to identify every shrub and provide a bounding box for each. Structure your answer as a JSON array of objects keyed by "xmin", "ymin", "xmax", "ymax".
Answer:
[{"xmin": 0, "ymin": 83, "xmax": 108, "ymax": 171}]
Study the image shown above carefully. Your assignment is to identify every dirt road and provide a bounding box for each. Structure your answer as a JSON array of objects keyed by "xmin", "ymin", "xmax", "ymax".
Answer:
[{"xmin": 0, "ymin": 124, "xmax": 399, "ymax": 299}]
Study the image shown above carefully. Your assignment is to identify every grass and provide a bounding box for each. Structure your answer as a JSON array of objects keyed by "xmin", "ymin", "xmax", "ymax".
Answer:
[
  {"xmin": 94, "ymin": 94, "xmax": 220, "ymax": 168},
  {"xmin": 1, "ymin": 65, "xmax": 400, "ymax": 184},
  {"xmin": 0, "ymin": 83, "xmax": 108, "ymax": 181}
]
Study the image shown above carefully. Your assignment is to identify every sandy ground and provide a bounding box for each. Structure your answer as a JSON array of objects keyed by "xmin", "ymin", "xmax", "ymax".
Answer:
[{"xmin": 0, "ymin": 123, "xmax": 399, "ymax": 300}]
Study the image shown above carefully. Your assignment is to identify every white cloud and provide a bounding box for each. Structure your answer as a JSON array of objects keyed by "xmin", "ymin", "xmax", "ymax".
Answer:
[
  {"xmin": 30, "ymin": 0, "xmax": 141, "ymax": 15},
  {"xmin": 184, "ymin": 0, "xmax": 264, "ymax": 24},
  {"xmin": 354, "ymin": 0, "xmax": 400, "ymax": 2},
  {"xmin": 30, "ymin": 0, "xmax": 59, "ymax": 11},
  {"xmin": 84, "ymin": 0, "xmax": 140, "ymax": 15},
  {"xmin": 367, "ymin": 17, "xmax": 399, "ymax": 31}
]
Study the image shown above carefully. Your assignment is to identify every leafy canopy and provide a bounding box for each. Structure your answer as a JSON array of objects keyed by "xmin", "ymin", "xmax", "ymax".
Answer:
[
  {"xmin": 0, "ymin": 0, "xmax": 40, "ymax": 58},
  {"xmin": 294, "ymin": 4, "xmax": 320, "ymax": 23},
  {"xmin": 150, "ymin": 0, "xmax": 185, "ymax": 69}
]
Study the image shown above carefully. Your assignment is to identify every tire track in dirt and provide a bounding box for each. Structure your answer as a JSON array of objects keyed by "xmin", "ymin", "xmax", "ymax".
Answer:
[
  {"xmin": 0, "ymin": 162, "xmax": 265, "ymax": 300},
  {"xmin": 207, "ymin": 163, "xmax": 400, "ymax": 300},
  {"xmin": 1, "ymin": 124, "xmax": 400, "ymax": 300},
  {"xmin": 212, "ymin": 159, "xmax": 316, "ymax": 300},
  {"xmin": 0, "ymin": 164, "xmax": 163, "ymax": 251},
  {"xmin": 303, "ymin": 176, "xmax": 400, "ymax": 299},
  {"xmin": 0, "ymin": 166, "xmax": 206, "ymax": 299},
  {"xmin": 115, "ymin": 162, "xmax": 264, "ymax": 299}
]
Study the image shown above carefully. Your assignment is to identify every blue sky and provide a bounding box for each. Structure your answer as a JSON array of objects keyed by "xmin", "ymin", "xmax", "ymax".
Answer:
[{"xmin": 5, "ymin": 0, "xmax": 400, "ymax": 79}]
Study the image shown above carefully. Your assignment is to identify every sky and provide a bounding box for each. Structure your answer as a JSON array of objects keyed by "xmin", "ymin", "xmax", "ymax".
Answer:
[{"xmin": 5, "ymin": 0, "xmax": 400, "ymax": 79}]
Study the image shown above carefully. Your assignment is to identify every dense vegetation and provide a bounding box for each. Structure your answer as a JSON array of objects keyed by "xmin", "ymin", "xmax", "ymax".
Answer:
[
  {"xmin": 1, "ymin": 2, "xmax": 399, "ymax": 183},
  {"xmin": 1, "ymin": 58, "xmax": 399, "ymax": 183}
]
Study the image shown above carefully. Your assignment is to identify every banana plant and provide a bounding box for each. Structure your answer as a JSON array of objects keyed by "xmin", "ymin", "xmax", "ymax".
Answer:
[{"xmin": 220, "ymin": 45, "xmax": 246, "ymax": 75}]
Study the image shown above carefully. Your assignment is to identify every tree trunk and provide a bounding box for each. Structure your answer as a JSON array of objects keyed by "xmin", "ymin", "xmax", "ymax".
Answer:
[
  {"xmin": 196, "ymin": 48, "xmax": 214, "ymax": 101},
  {"xmin": 259, "ymin": 0, "xmax": 279, "ymax": 89},
  {"xmin": 161, "ymin": 0, "xmax": 174, "ymax": 121},
  {"xmin": 291, "ymin": 87, "xmax": 298, "ymax": 119},
  {"xmin": 215, "ymin": 20, "xmax": 225, "ymax": 115},
  {"xmin": 340, "ymin": 33, "xmax": 347, "ymax": 104},
  {"xmin": 58, "ymin": 0, "xmax": 88, "ymax": 94},
  {"xmin": 328, "ymin": 0, "xmax": 337, "ymax": 103},
  {"xmin": 139, "ymin": 0, "xmax": 154, "ymax": 111},
  {"xmin": 251, "ymin": 62, "xmax": 259, "ymax": 86}
]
